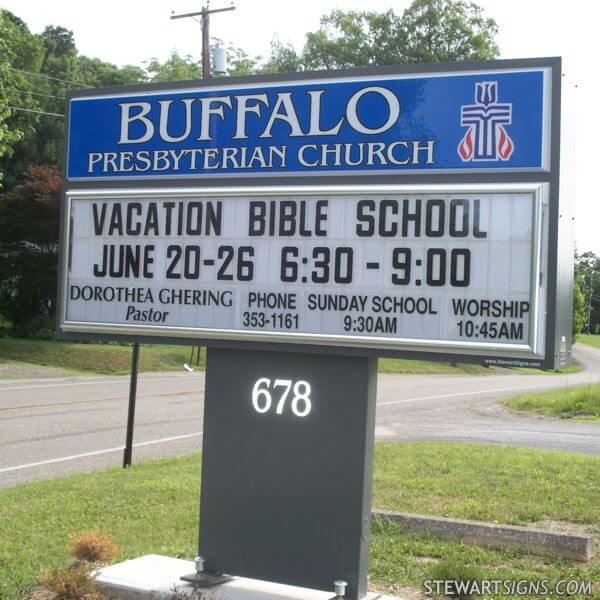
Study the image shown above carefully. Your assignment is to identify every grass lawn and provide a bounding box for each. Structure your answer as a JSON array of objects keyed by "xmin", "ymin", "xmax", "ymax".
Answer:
[
  {"xmin": 504, "ymin": 384, "xmax": 600, "ymax": 421},
  {"xmin": 378, "ymin": 357, "xmax": 489, "ymax": 375},
  {"xmin": 577, "ymin": 333, "xmax": 600, "ymax": 349},
  {"xmin": 1, "ymin": 443, "xmax": 598, "ymax": 599},
  {"xmin": 516, "ymin": 361, "xmax": 581, "ymax": 375},
  {"xmin": 0, "ymin": 337, "xmax": 491, "ymax": 376},
  {"xmin": 0, "ymin": 338, "xmax": 201, "ymax": 375}
]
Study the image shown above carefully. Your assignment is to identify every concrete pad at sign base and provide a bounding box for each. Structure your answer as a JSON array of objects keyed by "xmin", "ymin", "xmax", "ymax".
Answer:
[{"xmin": 96, "ymin": 555, "xmax": 401, "ymax": 600}]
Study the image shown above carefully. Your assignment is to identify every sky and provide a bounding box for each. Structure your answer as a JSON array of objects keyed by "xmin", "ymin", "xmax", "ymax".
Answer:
[{"xmin": 2, "ymin": 0, "xmax": 597, "ymax": 253}]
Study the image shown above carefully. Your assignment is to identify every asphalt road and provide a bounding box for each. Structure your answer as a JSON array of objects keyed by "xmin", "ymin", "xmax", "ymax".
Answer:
[{"xmin": 2, "ymin": 344, "xmax": 600, "ymax": 488}]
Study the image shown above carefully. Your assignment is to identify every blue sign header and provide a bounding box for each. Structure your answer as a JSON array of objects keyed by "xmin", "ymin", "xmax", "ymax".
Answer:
[{"xmin": 66, "ymin": 68, "xmax": 549, "ymax": 179}]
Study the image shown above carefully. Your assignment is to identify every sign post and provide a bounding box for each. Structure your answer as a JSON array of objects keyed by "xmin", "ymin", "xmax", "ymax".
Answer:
[
  {"xmin": 122, "ymin": 342, "xmax": 140, "ymax": 468},
  {"xmin": 58, "ymin": 57, "xmax": 571, "ymax": 598}
]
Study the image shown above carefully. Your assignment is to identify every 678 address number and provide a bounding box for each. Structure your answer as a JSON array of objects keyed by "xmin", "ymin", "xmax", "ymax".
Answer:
[{"xmin": 252, "ymin": 378, "xmax": 312, "ymax": 417}]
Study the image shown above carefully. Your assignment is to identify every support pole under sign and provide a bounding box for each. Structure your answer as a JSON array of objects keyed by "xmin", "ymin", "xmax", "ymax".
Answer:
[{"xmin": 123, "ymin": 342, "xmax": 140, "ymax": 468}]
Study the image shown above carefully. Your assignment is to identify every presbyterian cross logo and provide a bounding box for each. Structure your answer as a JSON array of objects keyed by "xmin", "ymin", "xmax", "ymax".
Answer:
[{"xmin": 458, "ymin": 81, "xmax": 515, "ymax": 161}]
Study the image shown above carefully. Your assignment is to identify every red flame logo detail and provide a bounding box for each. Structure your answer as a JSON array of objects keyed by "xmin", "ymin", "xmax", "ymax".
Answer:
[
  {"xmin": 497, "ymin": 126, "xmax": 514, "ymax": 160},
  {"xmin": 458, "ymin": 128, "xmax": 474, "ymax": 161}
]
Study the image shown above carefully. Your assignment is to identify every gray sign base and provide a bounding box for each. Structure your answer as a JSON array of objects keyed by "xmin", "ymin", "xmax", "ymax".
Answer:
[{"xmin": 199, "ymin": 348, "xmax": 378, "ymax": 600}]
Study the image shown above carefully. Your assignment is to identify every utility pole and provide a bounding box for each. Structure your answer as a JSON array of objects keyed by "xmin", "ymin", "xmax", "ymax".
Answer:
[
  {"xmin": 171, "ymin": 3, "xmax": 234, "ymax": 370},
  {"xmin": 171, "ymin": 2, "xmax": 236, "ymax": 78}
]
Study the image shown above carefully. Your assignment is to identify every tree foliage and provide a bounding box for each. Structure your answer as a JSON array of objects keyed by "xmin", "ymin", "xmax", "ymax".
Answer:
[
  {"xmin": 264, "ymin": 0, "xmax": 499, "ymax": 72},
  {"xmin": 145, "ymin": 47, "xmax": 259, "ymax": 81},
  {"xmin": 76, "ymin": 56, "xmax": 145, "ymax": 88},
  {"xmin": 261, "ymin": 40, "xmax": 304, "ymax": 73},
  {"xmin": 572, "ymin": 273, "xmax": 586, "ymax": 339},
  {"xmin": 575, "ymin": 251, "xmax": 600, "ymax": 334},
  {"xmin": 0, "ymin": 14, "xmax": 146, "ymax": 188},
  {"xmin": 0, "ymin": 165, "xmax": 61, "ymax": 330},
  {"xmin": 225, "ymin": 46, "xmax": 260, "ymax": 77},
  {"xmin": 302, "ymin": 10, "xmax": 404, "ymax": 69},
  {"xmin": 145, "ymin": 51, "xmax": 202, "ymax": 82},
  {"xmin": 0, "ymin": 10, "xmax": 44, "ymax": 183},
  {"xmin": 400, "ymin": 0, "xmax": 499, "ymax": 63}
]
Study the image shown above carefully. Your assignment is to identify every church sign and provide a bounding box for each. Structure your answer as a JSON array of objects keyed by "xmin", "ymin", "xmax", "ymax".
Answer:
[
  {"xmin": 58, "ymin": 59, "xmax": 570, "ymax": 370},
  {"xmin": 57, "ymin": 58, "xmax": 571, "ymax": 599}
]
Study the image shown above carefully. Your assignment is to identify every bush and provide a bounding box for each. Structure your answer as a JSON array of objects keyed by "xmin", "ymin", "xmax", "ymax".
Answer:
[
  {"xmin": 38, "ymin": 564, "xmax": 102, "ymax": 600},
  {"xmin": 0, "ymin": 165, "xmax": 60, "ymax": 329},
  {"xmin": 10, "ymin": 314, "xmax": 56, "ymax": 340},
  {"xmin": 69, "ymin": 531, "xmax": 120, "ymax": 563}
]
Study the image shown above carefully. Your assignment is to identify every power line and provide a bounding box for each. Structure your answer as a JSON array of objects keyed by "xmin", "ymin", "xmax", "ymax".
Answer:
[
  {"xmin": 2, "ymin": 105, "xmax": 64, "ymax": 118},
  {"xmin": 3, "ymin": 87, "xmax": 66, "ymax": 100},
  {"xmin": 1, "ymin": 66, "xmax": 92, "ymax": 88}
]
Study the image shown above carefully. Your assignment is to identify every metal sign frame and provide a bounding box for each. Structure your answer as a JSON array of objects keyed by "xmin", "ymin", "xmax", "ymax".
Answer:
[{"xmin": 57, "ymin": 57, "xmax": 571, "ymax": 370}]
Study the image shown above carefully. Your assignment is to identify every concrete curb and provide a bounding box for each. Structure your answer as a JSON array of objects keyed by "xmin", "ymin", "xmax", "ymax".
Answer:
[{"xmin": 372, "ymin": 510, "xmax": 593, "ymax": 561}]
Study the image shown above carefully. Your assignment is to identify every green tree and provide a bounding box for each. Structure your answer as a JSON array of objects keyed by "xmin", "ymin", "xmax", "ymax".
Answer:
[
  {"xmin": 575, "ymin": 251, "xmax": 600, "ymax": 334},
  {"xmin": 225, "ymin": 46, "xmax": 261, "ymax": 77},
  {"xmin": 30, "ymin": 26, "xmax": 78, "ymax": 169},
  {"xmin": 264, "ymin": 0, "xmax": 499, "ymax": 72},
  {"xmin": 302, "ymin": 10, "xmax": 404, "ymax": 69},
  {"xmin": 144, "ymin": 46, "xmax": 259, "ymax": 80},
  {"xmin": 400, "ymin": 0, "xmax": 498, "ymax": 63},
  {"xmin": 261, "ymin": 40, "xmax": 303, "ymax": 73},
  {"xmin": 573, "ymin": 273, "xmax": 586, "ymax": 339},
  {"xmin": 145, "ymin": 51, "xmax": 202, "ymax": 82},
  {"xmin": 0, "ymin": 10, "xmax": 44, "ymax": 185},
  {"xmin": 0, "ymin": 165, "xmax": 61, "ymax": 332},
  {"xmin": 0, "ymin": 16, "xmax": 145, "ymax": 187},
  {"xmin": 0, "ymin": 24, "xmax": 78, "ymax": 186},
  {"xmin": 76, "ymin": 56, "xmax": 145, "ymax": 88}
]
